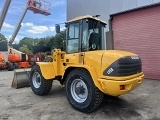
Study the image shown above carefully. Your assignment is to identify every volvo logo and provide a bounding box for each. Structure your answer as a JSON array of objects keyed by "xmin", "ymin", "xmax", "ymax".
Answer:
[{"xmin": 131, "ymin": 56, "xmax": 139, "ymax": 59}]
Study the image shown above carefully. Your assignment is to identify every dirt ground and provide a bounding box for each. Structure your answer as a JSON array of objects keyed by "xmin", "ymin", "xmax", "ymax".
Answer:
[{"xmin": 0, "ymin": 70, "xmax": 160, "ymax": 120}]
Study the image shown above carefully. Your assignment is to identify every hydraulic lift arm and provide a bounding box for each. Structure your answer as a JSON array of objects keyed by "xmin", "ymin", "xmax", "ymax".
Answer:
[
  {"xmin": 9, "ymin": 6, "xmax": 28, "ymax": 45},
  {"xmin": 9, "ymin": 0, "xmax": 51, "ymax": 45},
  {"xmin": 0, "ymin": 0, "xmax": 11, "ymax": 31}
]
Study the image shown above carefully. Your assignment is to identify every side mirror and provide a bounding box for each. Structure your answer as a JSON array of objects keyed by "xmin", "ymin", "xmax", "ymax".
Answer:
[
  {"xmin": 55, "ymin": 24, "xmax": 60, "ymax": 33},
  {"xmin": 65, "ymin": 23, "xmax": 68, "ymax": 27}
]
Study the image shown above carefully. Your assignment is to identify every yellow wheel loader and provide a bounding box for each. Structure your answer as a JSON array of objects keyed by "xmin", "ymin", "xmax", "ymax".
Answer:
[{"xmin": 29, "ymin": 15, "xmax": 144, "ymax": 113}]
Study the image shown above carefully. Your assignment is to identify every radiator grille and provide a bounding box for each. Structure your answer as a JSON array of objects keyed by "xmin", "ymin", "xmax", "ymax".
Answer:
[{"xmin": 103, "ymin": 56, "xmax": 142, "ymax": 76}]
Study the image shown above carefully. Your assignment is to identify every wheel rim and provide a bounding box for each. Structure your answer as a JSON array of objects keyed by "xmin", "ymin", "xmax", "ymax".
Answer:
[
  {"xmin": 32, "ymin": 72, "xmax": 41, "ymax": 88},
  {"xmin": 70, "ymin": 78, "xmax": 88, "ymax": 103}
]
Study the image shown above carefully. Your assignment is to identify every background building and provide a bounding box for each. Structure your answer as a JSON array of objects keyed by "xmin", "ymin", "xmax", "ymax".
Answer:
[
  {"xmin": 67, "ymin": 0, "xmax": 160, "ymax": 80},
  {"xmin": 67, "ymin": 0, "xmax": 160, "ymax": 28}
]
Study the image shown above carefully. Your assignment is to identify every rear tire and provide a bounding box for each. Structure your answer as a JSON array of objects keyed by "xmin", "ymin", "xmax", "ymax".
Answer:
[
  {"xmin": 30, "ymin": 65, "xmax": 53, "ymax": 96},
  {"xmin": 65, "ymin": 68, "xmax": 104, "ymax": 113},
  {"xmin": 7, "ymin": 62, "xmax": 14, "ymax": 71},
  {"xmin": 14, "ymin": 63, "xmax": 19, "ymax": 69}
]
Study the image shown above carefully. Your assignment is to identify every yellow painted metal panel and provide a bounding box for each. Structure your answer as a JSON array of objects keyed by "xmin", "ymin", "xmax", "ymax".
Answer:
[
  {"xmin": 98, "ymin": 73, "xmax": 144, "ymax": 96},
  {"xmin": 36, "ymin": 62, "xmax": 56, "ymax": 80}
]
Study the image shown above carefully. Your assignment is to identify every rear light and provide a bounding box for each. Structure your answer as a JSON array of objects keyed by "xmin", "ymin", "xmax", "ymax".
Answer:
[{"xmin": 120, "ymin": 85, "xmax": 125, "ymax": 90}]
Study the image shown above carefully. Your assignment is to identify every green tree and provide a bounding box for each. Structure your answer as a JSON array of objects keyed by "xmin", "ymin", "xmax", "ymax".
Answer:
[
  {"xmin": 45, "ymin": 36, "xmax": 52, "ymax": 47},
  {"xmin": 19, "ymin": 37, "xmax": 39, "ymax": 52},
  {"xmin": 17, "ymin": 30, "xmax": 66, "ymax": 54},
  {"xmin": 38, "ymin": 38, "xmax": 46, "ymax": 46},
  {"xmin": 50, "ymin": 30, "xmax": 66, "ymax": 50},
  {"xmin": 0, "ymin": 33, "xmax": 7, "ymax": 43},
  {"xmin": 19, "ymin": 44, "xmax": 32, "ymax": 54},
  {"xmin": 37, "ymin": 36, "xmax": 52, "ymax": 46}
]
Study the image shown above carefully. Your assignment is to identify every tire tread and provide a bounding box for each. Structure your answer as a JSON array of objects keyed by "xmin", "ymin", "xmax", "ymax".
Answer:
[
  {"xmin": 30, "ymin": 65, "xmax": 53, "ymax": 96},
  {"xmin": 66, "ymin": 68, "xmax": 104, "ymax": 113}
]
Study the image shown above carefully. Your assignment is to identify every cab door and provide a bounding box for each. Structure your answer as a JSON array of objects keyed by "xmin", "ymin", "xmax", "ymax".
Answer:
[{"xmin": 65, "ymin": 20, "xmax": 84, "ymax": 65}]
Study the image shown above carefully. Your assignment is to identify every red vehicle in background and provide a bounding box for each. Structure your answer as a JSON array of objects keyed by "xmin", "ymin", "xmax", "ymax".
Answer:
[
  {"xmin": 0, "ymin": 53, "xmax": 6, "ymax": 70},
  {"xmin": 0, "ymin": 0, "xmax": 51, "ymax": 71}
]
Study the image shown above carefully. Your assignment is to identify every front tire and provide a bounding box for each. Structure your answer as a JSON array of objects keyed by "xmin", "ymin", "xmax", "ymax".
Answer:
[
  {"xmin": 65, "ymin": 68, "xmax": 104, "ymax": 113},
  {"xmin": 30, "ymin": 65, "xmax": 53, "ymax": 96}
]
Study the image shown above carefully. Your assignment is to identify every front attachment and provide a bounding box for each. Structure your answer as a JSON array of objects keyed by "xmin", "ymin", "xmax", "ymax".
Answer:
[{"xmin": 11, "ymin": 68, "xmax": 31, "ymax": 89}]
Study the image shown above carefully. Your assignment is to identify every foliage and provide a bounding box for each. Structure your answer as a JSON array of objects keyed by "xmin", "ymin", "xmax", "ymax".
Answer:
[
  {"xmin": 17, "ymin": 30, "xmax": 66, "ymax": 54},
  {"xmin": 0, "ymin": 31, "xmax": 68, "ymax": 54},
  {"xmin": 50, "ymin": 30, "xmax": 66, "ymax": 50},
  {"xmin": 19, "ymin": 44, "xmax": 33, "ymax": 54},
  {"xmin": 37, "ymin": 36, "xmax": 51, "ymax": 47},
  {"xmin": 19, "ymin": 37, "xmax": 39, "ymax": 49},
  {"xmin": 18, "ymin": 37, "xmax": 40, "ymax": 54},
  {"xmin": 0, "ymin": 33, "xmax": 7, "ymax": 43}
]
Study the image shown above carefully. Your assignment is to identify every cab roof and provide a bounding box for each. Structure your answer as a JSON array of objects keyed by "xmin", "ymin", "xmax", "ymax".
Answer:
[{"xmin": 66, "ymin": 15, "xmax": 107, "ymax": 25}]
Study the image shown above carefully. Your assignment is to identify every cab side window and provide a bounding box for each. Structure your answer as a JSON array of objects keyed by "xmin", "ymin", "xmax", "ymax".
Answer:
[{"xmin": 67, "ymin": 22, "xmax": 79, "ymax": 53}]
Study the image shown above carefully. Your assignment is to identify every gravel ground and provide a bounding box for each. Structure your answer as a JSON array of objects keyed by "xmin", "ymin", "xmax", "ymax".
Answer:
[{"xmin": 0, "ymin": 70, "xmax": 160, "ymax": 120}]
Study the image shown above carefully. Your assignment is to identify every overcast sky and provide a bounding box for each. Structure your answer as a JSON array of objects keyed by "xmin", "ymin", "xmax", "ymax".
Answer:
[{"xmin": 0, "ymin": 0, "xmax": 66, "ymax": 43}]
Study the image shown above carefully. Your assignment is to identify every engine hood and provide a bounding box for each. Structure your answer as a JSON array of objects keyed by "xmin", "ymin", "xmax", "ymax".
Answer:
[
  {"xmin": 101, "ymin": 50, "xmax": 141, "ymax": 79},
  {"xmin": 102, "ymin": 50, "xmax": 137, "ymax": 67},
  {"xmin": 84, "ymin": 50, "xmax": 139, "ymax": 78}
]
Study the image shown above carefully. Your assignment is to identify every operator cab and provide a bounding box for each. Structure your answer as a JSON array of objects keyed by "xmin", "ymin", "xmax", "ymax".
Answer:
[{"xmin": 56, "ymin": 15, "xmax": 107, "ymax": 53}]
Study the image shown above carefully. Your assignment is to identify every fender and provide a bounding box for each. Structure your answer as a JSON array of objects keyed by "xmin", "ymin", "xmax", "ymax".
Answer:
[
  {"xmin": 36, "ymin": 62, "xmax": 56, "ymax": 80},
  {"xmin": 65, "ymin": 65, "xmax": 104, "ymax": 92}
]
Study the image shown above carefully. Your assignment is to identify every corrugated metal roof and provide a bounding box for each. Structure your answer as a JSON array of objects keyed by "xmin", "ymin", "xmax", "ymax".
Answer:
[
  {"xmin": 110, "ymin": 2, "xmax": 160, "ymax": 17},
  {"xmin": 66, "ymin": 15, "xmax": 107, "ymax": 24}
]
